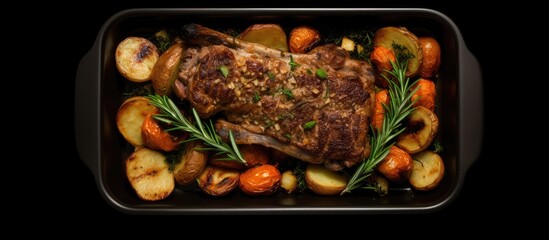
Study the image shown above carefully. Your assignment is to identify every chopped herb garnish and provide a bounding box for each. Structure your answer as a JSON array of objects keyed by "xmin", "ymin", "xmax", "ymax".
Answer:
[
  {"xmin": 253, "ymin": 92, "xmax": 261, "ymax": 103},
  {"xmin": 267, "ymin": 71, "xmax": 275, "ymax": 81},
  {"xmin": 219, "ymin": 65, "xmax": 229, "ymax": 78},
  {"xmin": 303, "ymin": 121, "xmax": 317, "ymax": 130},
  {"xmin": 281, "ymin": 89, "xmax": 294, "ymax": 100},
  {"xmin": 306, "ymin": 69, "xmax": 313, "ymax": 75},
  {"xmin": 316, "ymin": 68, "xmax": 328, "ymax": 79},
  {"xmin": 284, "ymin": 133, "xmax": 292, "ymax": 139},
  {"xmin": 289, "ymin": 55, "xmax": 300, "ymax": 71}
]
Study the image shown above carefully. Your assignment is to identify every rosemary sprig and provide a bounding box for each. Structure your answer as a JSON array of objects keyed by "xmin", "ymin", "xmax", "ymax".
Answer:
[
  {"xmin": 341, "ymin": 43, "xmax": 418, "ymax": 194},
  {"xmin": 146, "ymin": 94, "xmax": 246, "ymax": 165}
]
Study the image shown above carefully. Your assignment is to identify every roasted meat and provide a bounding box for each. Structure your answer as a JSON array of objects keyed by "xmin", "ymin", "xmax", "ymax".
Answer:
[{"xmin": 176, "ymin": 24, "xmax": 375, "ymax": 170}]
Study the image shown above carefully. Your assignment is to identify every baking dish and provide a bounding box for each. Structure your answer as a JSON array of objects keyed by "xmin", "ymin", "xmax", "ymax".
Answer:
[{"xmin": 75, "ymin": 8, "xmax": 482, "ymax": 214}]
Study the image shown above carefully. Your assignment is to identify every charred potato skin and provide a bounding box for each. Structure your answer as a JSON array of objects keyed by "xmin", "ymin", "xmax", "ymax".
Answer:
[
  {"xmin": 151, "ymin": 42, "xmax": 186, "ymax": 95},
  {"xmin": 197, "ymin": 165, "xmax": 240, "ymax": 196},
  {"xmin": 173, "ymin": 140, "xmax": 208, "ymax": 185},
  {"xmin": 418, "ymin": 37, "xmax": 441, "ymax": 78}
]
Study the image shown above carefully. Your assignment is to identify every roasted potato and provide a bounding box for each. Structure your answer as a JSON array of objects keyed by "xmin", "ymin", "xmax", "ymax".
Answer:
[
  {"xmin": 340, "ymin": 36, "xmax": 356, "ymax": 52},
  {"xmin": 377, "ymin": 146, "xmax": 413, "ymax": 183},
  {"xmin": 305, "ymin": 164, "xmax": 348, "ymax": 196},
  {"xmin": 126, "ymin": 148, "xmax": 174, "ymax": 201},
  {"xmin": 173, "ymin": 140, "xmax": 208, "ymax": 185},
  {"xmin": 373, "ymin": 26, "xmax": 423, "ymax": 77},
  {"xmin": 197, "ymin": 165, "xmax": 240, "ymax": 196},
  {"xmin": 289, "ymin": 26, "xmax": 321, "ymax": 53},
  {"xmin": 151, "ymin": 42, "xmax": 186, "ymax": 95},
  {"xmin": 115, "ymin": 37, "xmax": 159, "ymax": 82},
  {"xmin": 409, "ymin": 150, "xmax": 445, "ymax": 191},
  {"xmin": 238, "ymin": 24, "xmax": 289, "ymax": 52},
  {"xmin": 418, "ymin": 37, "xmax": 441, "ymax": 78},
  {"xmin": 116, "ymin": 96, "xmax": 158, "ymax": 147},
  {"xmin": 396, "ymin": 106, "xmax": 439, "ymax": 154},
  {"xmin": 239, "ymin": 164, "xmax": 281, "ymax": 195},
  {"xmin": 280, "ymin": 170, "xmax": 298, "ymax": 194}
]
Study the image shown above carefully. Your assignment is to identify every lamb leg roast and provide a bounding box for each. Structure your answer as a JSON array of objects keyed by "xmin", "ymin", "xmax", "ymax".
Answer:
[{"xmin": 175, "ymin": 23, "xmax": 375, "ymax": 170}]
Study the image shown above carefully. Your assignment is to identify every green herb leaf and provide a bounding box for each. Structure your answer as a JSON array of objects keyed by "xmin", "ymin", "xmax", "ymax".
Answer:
[
  {"xmin": 253, "ymin": 92, "xmax": 261, "ymax": 103},
  {"xmin": 306, "ymin": 69, "xmax": 313, "ymax": 75},
  {"xmin": 316, "ymin": 68, "xmax": 328, "ymax": 79},
  {"xmin": 281, "ymin": 89, "xmax": 294, "ymax": 100},
  {"xmin": 219, "ymin": 65, "xmax": 229, "ymax": 78},
  {"xmin": 303, "ymin": 121, "xmax": 317, "ymax": 130},
  {"xmin": 289, "ymin": 55, "xmax": 300, "ymax": 71},
  {"xmin": 146, "ymin": 94, "xmax": 246, "ymax": 165},
  {"xmin": 284, "ymin": 133, "xmax": 292, "ymax": 139},
  {"xmin": 267, "ymin": 71, "xmax": 275, "ymax": 81}
]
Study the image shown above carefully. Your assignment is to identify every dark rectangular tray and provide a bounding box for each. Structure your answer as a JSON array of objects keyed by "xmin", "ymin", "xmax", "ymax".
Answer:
[{"xmin": 75, "ymin": 8, "xmax": 482, "ymax": 214}]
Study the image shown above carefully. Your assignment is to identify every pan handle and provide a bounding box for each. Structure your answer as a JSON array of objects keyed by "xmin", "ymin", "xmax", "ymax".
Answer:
[
  {"xmin": 74, "ymin": 42, "xmax": 100, "ymax": 177},
  {"xmin": 459, "ymin": 48, "xmax": 483, "ymax": 173}
]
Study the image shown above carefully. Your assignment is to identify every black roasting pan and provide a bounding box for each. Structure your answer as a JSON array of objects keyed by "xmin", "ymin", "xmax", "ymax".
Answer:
[{"xmin": 75, "ymin": 8, "xmax": 483, "ymax": 214}]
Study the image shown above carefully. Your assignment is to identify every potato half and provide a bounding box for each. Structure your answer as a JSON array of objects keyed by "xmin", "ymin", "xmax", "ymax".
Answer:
[
  {"xmin": 396, "ymin": 106, "xmax": 439, "ymax": 154},
  {"xmin": 126, "ymin": 148, "xmax": 174, "ymax": 201},
  {"xmin": 197, "ymin": 165, "xmax": 240, "ymax": 196},
  {"xmin": 409, "ymin": 150, "xmax": 445, "ymax": 191},
  {"xmin": 116, "ymin": 96, "xmax": 158, "ymax": 147},
  {"xmin": 373, "ymin": 26, "xmax": 423, "ymax": 77},
  {"xmin": 238, "ymin": 24, "xmax": 289, "ymax": 52},
  {"xmin": 116, "ymin": 37, "xmax": 159, "ymax": 82},
  {"xmin": 305, "ymin": 164, "xmax": 348, "ymax": 196}
]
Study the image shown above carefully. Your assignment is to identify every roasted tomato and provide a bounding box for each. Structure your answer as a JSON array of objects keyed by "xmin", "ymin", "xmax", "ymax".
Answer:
[
  {"xmin": 372, "ymin": 90, "xmax": 390, "ymax": 130},
  {"xmin": 411, "ymin": 79, "xmax": 436, "ymax": 111},
  {"xmin": 377, "ymin": 146, "xmax": 413, "ymax": 182},
  {"xmin": 239, "ymin": 164, "xmax": 281, "ymax": 195},
  {"xmin": 141, "ymin": 114, "xmax": 185, "ymax": 152},
  {"xmin": 289, "ymin": 26, "xmax": 321, "ymax": 53}
]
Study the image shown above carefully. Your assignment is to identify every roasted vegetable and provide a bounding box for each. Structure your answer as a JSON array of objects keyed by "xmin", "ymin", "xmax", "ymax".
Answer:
[
  {"xmin": 418, "ymin": 37, "xmax": 441, "ymax": 78},
  {"xmin": 197, "ymin": 165, "xmax": 240, "ymax": 196},
  {"xmin": 305, "ymin": 164, "xmax": 348, "ymax": 196},
  {"xmin": 239, "ymin": 164, "xmax": 281, "ymax": 195},
  {"xmin": 409, "ymin": 150, "xmax": 445, "ymax": 191},
  {"xmin": 280, "ymin": 170, "xmax": 298, "ymax": 194},
  {"xmin": 370, "ymin": 46, "xmax": 396, "ymax": 87},
  {"xmin": 411, "ymin": 79, "xmax": 436, "ymax": 111},
  {"xmin": 372, "ymin": 89, "xmax": 390, "ymax": 130},
  {"xmin": 372, "ymin": 27, "xmax": 423, "ymax": 77},
  {"xmin": 289, "ymin": 26, "xmax": 321, "ymax": 53},
  {"xmin": 173, "ymin": 140, "xmax": 208, "ymax": 185},
  {"xmin": 396, "ymin": 106, "xmax": 439, "ymax": 154},
  {"xmin": 116, "ymin": 96, "xmax": 158, "ymax": 147},
  {"xmin": 376, "ymin": 146, "xmax": 413, "ymax": 182},
  {"xmin": 141, "ymin": 114, "xmax": 183, "ymax": 152},
  {"xmin": 340, "ymin": 36, "xmax": 356, "ymax": 52},
  {"xmin": 238, "ymin": 24, "xmax": 289, "ymax": 52},
  {"xmin": 151, "ymin": 42, "xmax": 186, "ymax": 96},
  {"xmin": 115, "ymin": 37, "xmax": 160, "ymax": 82},
  {"xmin": 126, "ymin": 148, "xmax": 174, "ymax": 201},
  {"xmin": 241, "ymin": 144, "xmax": 270, "ymax": 167}
]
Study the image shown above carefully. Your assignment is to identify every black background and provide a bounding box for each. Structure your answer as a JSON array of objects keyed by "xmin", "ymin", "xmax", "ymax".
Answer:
[{"xmin": 35, "ymin": 0, "xmax": 520, "ymax": 231}]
